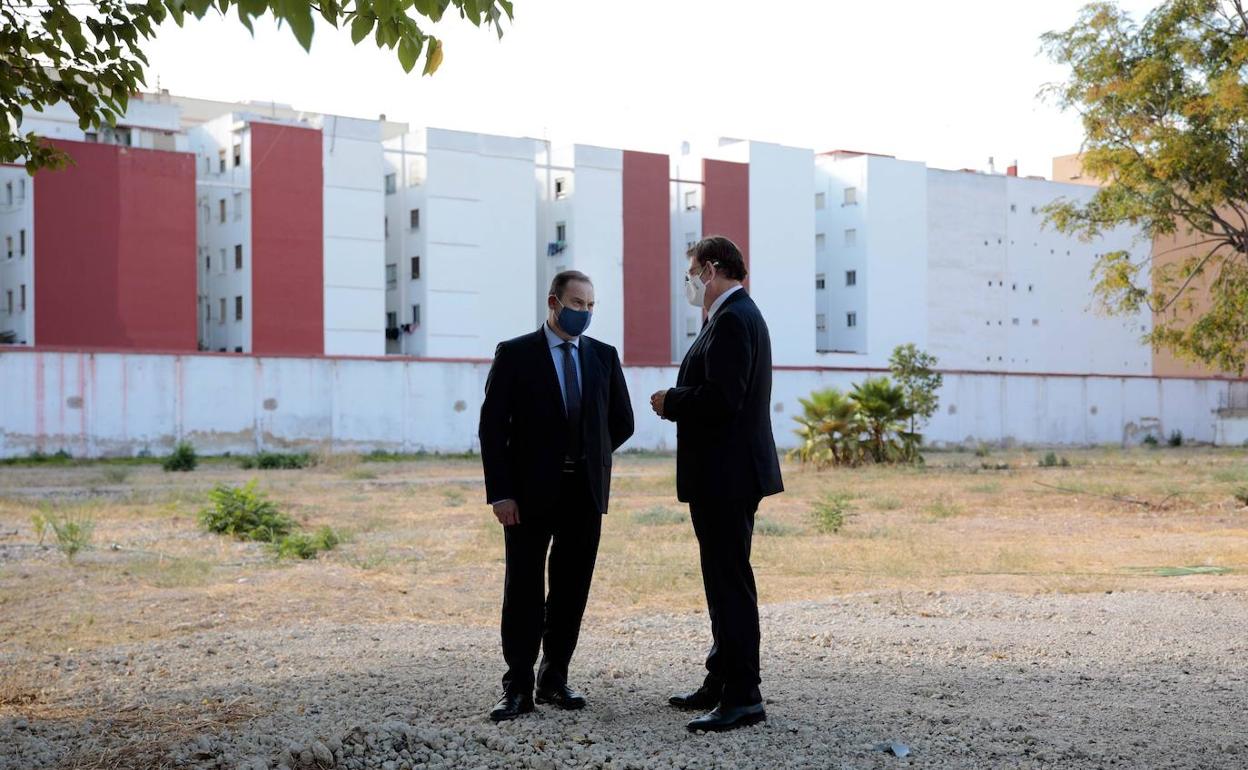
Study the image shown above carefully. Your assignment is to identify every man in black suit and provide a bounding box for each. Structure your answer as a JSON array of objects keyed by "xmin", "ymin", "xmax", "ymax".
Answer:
[
  {"xmin": 479, "ymin": 269, "xmax": 635, "ymax": 722},
  {"xmin": 649, "ymin": 235, "xmax": 784, "ymax": 732}
]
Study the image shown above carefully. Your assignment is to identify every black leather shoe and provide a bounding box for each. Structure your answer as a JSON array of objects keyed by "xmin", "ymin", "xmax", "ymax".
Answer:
[
  {"xmin": 535, "ymin": 683, "xmax": 587, "ymax": 710},
  {"xmin": 686, "ymin": 702, "xmax": 767, "ymax": 732},
  {"xmin": 489, "ymin": 691, "xmax": 534, "ymax": 722},
  {"xmin": 668, "ymin": 685, "xmax": 721, "ymax": 711}
]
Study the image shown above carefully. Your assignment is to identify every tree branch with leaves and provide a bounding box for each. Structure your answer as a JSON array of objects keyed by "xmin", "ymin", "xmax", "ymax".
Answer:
[
  {"xmin": 1041, "ymin": 0, "xmax": 1248, "ymax": 374},
  {"xmin": 0, "ymin": 0, "xmax": 513, "ymax": 172}
]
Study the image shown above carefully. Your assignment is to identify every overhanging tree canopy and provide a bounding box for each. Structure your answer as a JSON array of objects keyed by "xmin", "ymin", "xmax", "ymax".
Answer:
[{"xmin": 1, "ymin": 0, "xmax": 513, "ymax": 172}]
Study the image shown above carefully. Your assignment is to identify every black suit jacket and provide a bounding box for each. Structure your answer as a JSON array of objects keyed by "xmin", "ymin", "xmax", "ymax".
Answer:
[
  {"xmin": 479, "ymin": 326, "xmax": 635, "ymax": 515},
  {"xmin": 663, "ymin": 289, "xmax": 784, "ymax": 504}
]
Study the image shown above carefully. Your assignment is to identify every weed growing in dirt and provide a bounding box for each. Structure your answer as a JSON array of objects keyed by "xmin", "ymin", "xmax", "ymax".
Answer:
[
  {"xmin": 633, "ymin": 506, "xmax": 687, "ymax": 526},
  {"xmin": 98, "ymin": 466, "xmax": 132, "ymax": 484},
  {"xmin": 1039, "ymin": 452, "xmax": 1072, "ymax": 468},
  {"xmin": 1234, "ymin": 487, "xmax": 1248, "ymax": 506},
  {"xmin": 811, "ymin": 494, "xmax": 851, "ymax": 533},
  {"xmin": 48, "ymin": 512, "xmax": 95, "ymax": 560},
  {"xmin": 198, "ymin": 481, "xmax": 294, "ymax": 541},
  {"xmin": 271, "ymin": 526, "xmax": 342, "ymax": 559},
  {"xmin": 240, "ymin": 452, "xmax": 313, "ymax": 470},
  {"xmin": 162, "ymin": 441, "xmax": 198, "ymax": 472},
  {"xmin": 925, "ymin": 495, "xmax": 961, "ymax": 518}
]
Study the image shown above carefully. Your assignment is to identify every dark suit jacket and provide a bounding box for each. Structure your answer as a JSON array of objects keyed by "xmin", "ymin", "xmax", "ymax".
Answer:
[
  {"xmin": 479, "ymin": 326, "xmax": 635, "ymax": 515},
  {"xmin": 663, "ymin": 289, "xmax": 784, "ymax": 504}
]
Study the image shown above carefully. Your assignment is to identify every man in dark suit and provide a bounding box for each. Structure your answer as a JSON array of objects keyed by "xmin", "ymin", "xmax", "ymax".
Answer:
[
  {"xmin": 479, "ymin": 269, "xmax": 635, "ymax": 722},
  {"xmin": 649, "ymin": 235, "xmax": 784, "ymax": 732}
]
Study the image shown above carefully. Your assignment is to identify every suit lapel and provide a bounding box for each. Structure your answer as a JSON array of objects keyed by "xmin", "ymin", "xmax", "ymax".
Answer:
[{"xmin": 532, "ymin": 327, "xmax": 568, "ymax": 420}]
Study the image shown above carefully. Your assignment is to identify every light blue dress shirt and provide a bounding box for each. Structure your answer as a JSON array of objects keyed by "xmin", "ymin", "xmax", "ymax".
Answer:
[{"xmin": 544, "ymin": 322, "xmax": 582, "ymax": 413}]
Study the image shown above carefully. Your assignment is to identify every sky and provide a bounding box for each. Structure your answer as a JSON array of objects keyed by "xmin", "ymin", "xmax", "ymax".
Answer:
[{"xmin": 143, "ymin": 0, "xmax": 1162, "ymax": 177}]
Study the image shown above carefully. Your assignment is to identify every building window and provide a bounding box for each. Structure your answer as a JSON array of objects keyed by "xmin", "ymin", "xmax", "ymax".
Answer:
[
  {"xmin": 384, "ymin": 216, "xmax": 389, "ymax": 238},
  {"xmin": 206, "ymin": 301, "xmax": 212, "ymax": 322},
  {"xmin": 815, "ymin": 274, "xmax": 826, "ymax": 290},
  {"xmin": 218, "ymin": 149, "xmax": 226, "ymax": 173},
  {"xmin": 386, "ymin": 311, "xmax": 397, "ymax": 330},
  {"xmin": 16, "ymin": 179, "xmax": 24, "ymax": 202},
  {"xmin": 410, "ymin": 256, "xmax": 420, "ymax": 280},
  {"xmin": 409, "ymin": 208, "xmax": 420, "ymax": 229},
  {"xmin": 555, "ymin": 177, "xmax": 567, "ymax": 199},
  {"xmin": 846, "ymin": 311, "xmax": 857, "ymax": 328},
  {"xmin": 844, "ymin": 228, "xmax": 857, "ymax": 247},
  {"xmin": 219, "ymin": 298, "xmax": 226, "ymax": 324},
  {"xmin": 232, "ymin": 142, "xmax": 242, "ymax": 168},
  {"xmin": 232, "ymin": 192, "xmax": 243, "ymax": 221},
  {"xmin": 1012, "ymin": 317, "xmax": 1020, "ymax": 326},
  {"xmin": 815, "ymin": 192, "xmax": 825, "ymax": 209},
  {"xmin": 206, "ymin": 254, "xmax": 211, "ymax": 272},
  {"xmin": 234, "ymin": 244, "xmax": 243, "ymax": 270},
  {"xmin": 385, "ymin": 173, "xmax": 397, "ymax": 195},
  {"xmin": 385, "ymin": 263, "xmax": 397, "ymax": 289},
  {"xmin": 234, "ymin": 296, "xmax": 243, "ymax": 321},
  {"xmin": 684, "ymin": 189, "xmax": 698, "ymax": 210},
  {"xmin": 815, "ymin": 233, "xmax": 825, "ymax": 251},
  {"xmin": 219, "ymin": 248, "xmax": 226, "ymax": 274},
  {"xmin": 816, "ymin": 313, "xmax": 827, "ymax": 331},
  {"xmin": 843, "ymin": 187, "xmax": 857, "ymax": 205},
  {"xmin": 555, "ymin": 222, "xmax": 566, "ymax": 242},
  {"xmin": 219, "ymin": 199, "xmax": 226, "ymax": 223},
  {"xmin": 846, "ymin": 269, "xmax": 857, "ymax": 286},
  {"xmin": 19, "ymin": 284, "xmax": 25, "ymax": 311},
  {"xmin": 5, "ymin": 236, "xmax": 11, "ymax": 259},
  {"xmin": 411, "ymin": 304, "xmax": 421, "ymax": 326},
  {"xmin": 18, "ymin": 229, "xmax": 24, "ymax": 256},
  {"xmin": 1009, "ymin": 203, "xmax": 1017, "ymax": 212},
  {"xmin": 4, "ymin": 182, "xmax": 10, "ymax": 205}
]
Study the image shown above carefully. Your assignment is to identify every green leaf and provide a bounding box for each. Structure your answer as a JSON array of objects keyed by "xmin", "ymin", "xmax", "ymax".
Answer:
[
  {"xmin": 350, "ymin": 12, "xmax": 373, "ymax": 43},
  {"xmin": 397, "ymin": 34, "xmax": 422, "ymax": 73},
  {"xmin": 319, "ymin": 0, "xmax": 340, "ymax": 26},
  {"xmin": 284, "ymin": 2, "xmax": 315, "ymax": 50}
]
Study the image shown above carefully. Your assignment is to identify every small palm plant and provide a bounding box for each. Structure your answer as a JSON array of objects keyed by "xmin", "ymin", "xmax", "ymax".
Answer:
[
  {"xmin": 848, "ymin": 377, "xmax": 915, "ymax": 464},
  {"xmin": 790, "ymin": 388, "xmax": 859, "ymax": 467}
]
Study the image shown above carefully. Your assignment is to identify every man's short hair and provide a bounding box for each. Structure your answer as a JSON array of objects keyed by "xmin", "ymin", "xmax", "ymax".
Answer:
[
  {"xmin": 687, "ymin": 236, "xmax": 747, "ymax": 281},
  {"xmin": 549, "ymin": 270, "xmax": 593, "ymax": 300}
]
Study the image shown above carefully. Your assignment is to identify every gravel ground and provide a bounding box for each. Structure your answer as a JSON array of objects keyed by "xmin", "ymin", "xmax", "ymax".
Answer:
[{"xmin": 3, "ymin": 590, "xmax": 1247, "ymax": 770}]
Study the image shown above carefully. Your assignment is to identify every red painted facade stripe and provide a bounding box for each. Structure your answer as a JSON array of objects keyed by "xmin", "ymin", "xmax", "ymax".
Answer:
[
  {"xmin": 249, "ymin": 122, "xmax": 324, "ymax": 355},
  {"xmin": 34, "ymin": 140, "xmax": 197, "ymax": 350},
  {"xmin": 621, "ymin": 150, "xmax": 672, "ymax": 365},
  {"xmin": 701, "ymin": 159, "xmax": 750, "ymax": 276}
]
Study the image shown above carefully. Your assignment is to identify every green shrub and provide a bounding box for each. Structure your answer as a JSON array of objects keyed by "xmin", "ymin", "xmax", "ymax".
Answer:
[
  {"xmin": 198, "ymin": 481, "xmax": 294, "ymax": 542},
  {"xmin": 1234, "ymin": 487, "xmax": 1248, "ymax": 507},
  {"xmin": 974, "ymin": 444, "xmax": 991, "ymax": 458},
  {"xmin": 47, "ymin": 513, "xmax": 94, "ymax": 560},
  {"xmin": 811, "ymin": 494, "xmax": 851, "ymax": 534},
  {"xmin": 271, "ymin": 526, "xmax": 341, "ymax": 559},
  {"xmin": 240, "ymin": 451, "xmax": 312, "ymax": 470},
  {"xmin": 1142, "ymin": 434, "xmax": 1160, "ymax": 448},
  {"xmin": 1168, "ymin": 430, "xmax": 1183, "ymax": 447},
  {"xmin": 162, "ymin": 441, "xmax": 198, "ymax": 472}
]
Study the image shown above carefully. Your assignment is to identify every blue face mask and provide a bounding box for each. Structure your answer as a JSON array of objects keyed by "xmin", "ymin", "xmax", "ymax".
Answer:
[{"xmin": 555, "ymin": 299, "xmax": 592, "ymax": 337}]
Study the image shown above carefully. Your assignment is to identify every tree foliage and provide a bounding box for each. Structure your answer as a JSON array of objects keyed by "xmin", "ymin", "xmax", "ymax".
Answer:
[
  {"xmin": 0, "ymin": 0, "xmax": 514, "ymax": 172},
  {"xmin": 888, "ymin": 343, "xmax": 942, "ymax": 436},
  {"xmin": 1041, "ymin": 0, "xmax": 1248, "ymax": 373}
]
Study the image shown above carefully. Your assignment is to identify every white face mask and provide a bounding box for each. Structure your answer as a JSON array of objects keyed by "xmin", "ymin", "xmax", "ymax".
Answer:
[{"xmin": 684, "ymin": 263, "xmax": 713, "ymax": 307}]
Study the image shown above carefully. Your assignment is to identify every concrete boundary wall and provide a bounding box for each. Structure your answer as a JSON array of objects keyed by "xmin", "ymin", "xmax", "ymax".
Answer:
[{"xmin": 0, "ymin": 349, "xmax": 1239, "ymax": 458}]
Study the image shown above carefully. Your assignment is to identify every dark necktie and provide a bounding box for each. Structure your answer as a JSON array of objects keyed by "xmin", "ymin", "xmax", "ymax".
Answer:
[{"xmin": 559, "ymin": 341, "xmax": 582, "ymax": 459}]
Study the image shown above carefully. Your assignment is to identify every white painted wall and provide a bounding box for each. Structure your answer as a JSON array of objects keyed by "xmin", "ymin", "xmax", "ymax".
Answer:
[
  {"xmin": 746, "ymin": 141, "xmax": 816, "ymax": 366},
  {"xmin": 926, "ymin": 170, "xmax": 1152, "ymax": 374},
  {"xmin": 568, "ymin": 145, "xmax": 624, "ymax": 352},
  {"xmin": 3, "ymin": 349, "xmax": 1236, "ymax": 459},
  {"xmin": 188, "ymin": 114, "xmax": 252, "ymax": 353},
  {"xmin": 863, "ymin": 155, "xmax": 928, "ymax": 363},
  {"xmin": 0, "ymin": 167, "xmax": 34, "ymax": 345},
  {"xmin": 419, "ymin": 128, "xmax": 538, "ymax": 359},
  {"xmin": 318, "ymin": 114, "xmax": 385, "ymax": 356}
]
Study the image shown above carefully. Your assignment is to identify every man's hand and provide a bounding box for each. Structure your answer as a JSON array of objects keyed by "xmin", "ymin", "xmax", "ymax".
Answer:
[
  {"xmin": 649, "ymin": 389, "xmax": 667, "ymax": 419},
  {"xmin": 492, "ymin": 499, "xmax": 520, "ymax": 526}
]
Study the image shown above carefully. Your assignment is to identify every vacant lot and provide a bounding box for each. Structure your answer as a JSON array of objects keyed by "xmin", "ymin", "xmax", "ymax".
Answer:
[{"xmin": 1, "ymin": 447, "xmax": 1246, "ymax": 769}]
